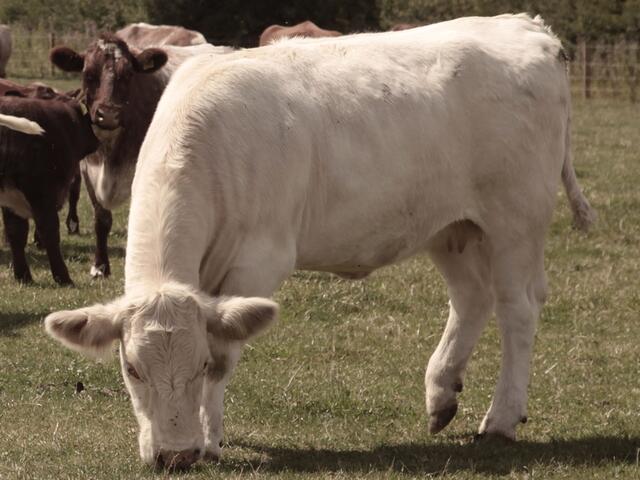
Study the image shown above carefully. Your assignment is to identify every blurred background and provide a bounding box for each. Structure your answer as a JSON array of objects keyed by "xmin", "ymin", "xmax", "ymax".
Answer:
[{"xmin": 0, "ymin": 0, "xmax": 638, "ymax": 98}]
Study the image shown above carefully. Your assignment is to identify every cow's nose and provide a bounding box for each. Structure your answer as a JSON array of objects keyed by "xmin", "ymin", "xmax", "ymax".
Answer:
[
  {"xmin": 157, "ymin": 448, "xmax": 200, "ymax": 470},
  {"xmin": 94, "ymin": 107, "xmax": 120, "ymax": 130}
]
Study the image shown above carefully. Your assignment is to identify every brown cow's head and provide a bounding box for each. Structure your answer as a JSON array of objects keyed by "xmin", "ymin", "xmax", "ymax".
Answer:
[{"xmin": 50, "ymin": 34, "xmax": 167, "ymax": 130}]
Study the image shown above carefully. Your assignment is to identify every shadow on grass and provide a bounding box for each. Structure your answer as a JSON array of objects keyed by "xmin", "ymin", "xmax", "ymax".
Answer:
[
  {"xmin": 224, "ymin": 435, "xmax": 640, "ymax": 476},
  {"xmin": 0, "ymin": 312, "xmax": 45, "ymax": 337}
]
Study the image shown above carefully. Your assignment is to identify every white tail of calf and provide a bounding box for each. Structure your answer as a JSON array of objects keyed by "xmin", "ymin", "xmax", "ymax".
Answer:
[{"xmin": 0, "ymin": 113, "xmax": 45, "ymax": 135}]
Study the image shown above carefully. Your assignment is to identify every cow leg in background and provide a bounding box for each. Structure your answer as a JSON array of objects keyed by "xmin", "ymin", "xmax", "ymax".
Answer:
[
  {"xmin": 200, "ymin": 248, "xmax": 295, "ymax": 460},
  {"xmin": 425, "ymin": 233, "xmax": 494, "ymax": 434},
  {"xmin": 2, "ymin": 207, "xmax": 33, "ymax": 283},
  {"xmin": 81, "ymin": 168, "xmax": 112, "ymax": 278},
  {"xmin": 26, "ymin": 189, "xmax": 73, "ymax": 286},
  {"xmin": 65, "ymin": 172, "xmax": 81, "ymax": 234},
  {"xmin": 478, "ymin": 239, "xmax": 547, "ymax": 440}
]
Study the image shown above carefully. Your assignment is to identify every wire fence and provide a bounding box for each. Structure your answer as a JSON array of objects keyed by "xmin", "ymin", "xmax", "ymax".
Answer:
[{"xmin": 5, "ymin": 27, "xmax": 640, "ymax": 102}]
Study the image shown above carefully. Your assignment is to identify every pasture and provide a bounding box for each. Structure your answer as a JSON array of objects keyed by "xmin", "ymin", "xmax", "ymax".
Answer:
[{"xmin": 0, "ymin": 76, "xmax": 638, "ymax": 478}]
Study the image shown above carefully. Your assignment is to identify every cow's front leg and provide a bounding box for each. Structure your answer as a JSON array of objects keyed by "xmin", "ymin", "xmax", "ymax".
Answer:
[
  {"xmin": 2, "ymin": 207, "xmax": 33, "ymax": 283},
  {"xmin": 200, "ymin": 339, "xmax": 242, "ymax": 461},
  {"xmin": 200, "ymin": 244, "xmax": 295, "ymax": 461},
  {"xmin": 426, "ymin": 239, "xmax": 494, "ymax": 433},
  {"xmin": 478, "ymin": 241, "xmax": 547, "ymax": 439},
  {"xmin": 82, "ymin": 168, "xmax": 112, "ymax": 277}
]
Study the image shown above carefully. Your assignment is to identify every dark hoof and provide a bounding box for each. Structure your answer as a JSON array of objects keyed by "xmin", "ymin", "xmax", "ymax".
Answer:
[
  {"xmin": 54, "ymin": 275, "xmax": 74, "ymax": 286},
  {"xmin": 15, "ymin": 272, "xmax": 33, "ymax": 284},
  {"xmin": 428, "ymin": 403, "xmax": 458, "ymax": 434},
  {"xmin": 203, "ymin": 451, "xmax": 220, "ymax": 463},
  {"xmin": 66, "ymin": 219, "xmax": 80, "ymax": 235},
  {"xmin": 474, "ymin": 431, "xmax": 515, "ymax": 444}
]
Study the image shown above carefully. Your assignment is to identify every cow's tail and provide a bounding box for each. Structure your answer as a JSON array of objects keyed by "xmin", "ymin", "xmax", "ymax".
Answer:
[
  {"xmin": 0, "ymin": 113, "xmax": 45, "ymax": 136},
  {"xmin": 562, "ymin": 112, "xmax": 596, "ymax": 232}
]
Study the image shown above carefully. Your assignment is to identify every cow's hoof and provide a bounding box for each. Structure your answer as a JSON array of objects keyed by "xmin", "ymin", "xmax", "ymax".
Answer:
[
  {"xmin": 54, "ymin": 276, "xmax": 74, "ymax": 286},
  {"xmin": 15, "ymin": 272, "xmax": 33, "ymax": 284},
  {"xmin": 473, "ymin": 431, "xmax": 516, "ymax": 443},
  {"xmin": 90, "ymin": 264, "xmax": 110, "ymax": 278},
  {"xmin": 428, "ymin": 402, "xmax": 458, "ymax": 434},
  {"xmin": 67, "ymin": 219, "xmax": 79, "ymax": 235},
  {"xmin": 203, "ymin": 451, "xmax": 220, "ymax": 463}
]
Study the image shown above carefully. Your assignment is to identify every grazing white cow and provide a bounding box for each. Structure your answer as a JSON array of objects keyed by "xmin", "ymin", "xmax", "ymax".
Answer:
[{"xmin": 45, "ymin": 14, "xmax": 595, "ymax": 469}]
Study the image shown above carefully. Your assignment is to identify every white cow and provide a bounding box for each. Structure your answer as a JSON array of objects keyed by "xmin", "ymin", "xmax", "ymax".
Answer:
[{"xmin": 45, "ymin": 14, "xmax": 595, "ymax": 469}]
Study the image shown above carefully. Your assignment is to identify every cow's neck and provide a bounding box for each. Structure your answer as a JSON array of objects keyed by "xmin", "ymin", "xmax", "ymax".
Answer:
[{"xmin": 120, "ymin": 70, "xmax": 168, "ymax": 152}]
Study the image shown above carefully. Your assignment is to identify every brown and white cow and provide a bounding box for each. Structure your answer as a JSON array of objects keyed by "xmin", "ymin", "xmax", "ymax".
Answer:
[
  {"xmin": 116, "ymin": 23, "xmax": 207, "ymax": 48},
  {"xmin": 47, "ymin": 15, "xmax": 595, "ymax": 468},
  {"xmin": 259, "ymin": 20, "xmax": 341, "ymax": 46},
  {"xmin": 0, "ymin": 25, "xmax": 11, "ymax": 78},
  {"xmin": 0, "ymin": 80, "xmax": 98, "ymax": 284},
  {"xmin": 50, "ymin": 32, "xmax": 231, "ymax": 277}
]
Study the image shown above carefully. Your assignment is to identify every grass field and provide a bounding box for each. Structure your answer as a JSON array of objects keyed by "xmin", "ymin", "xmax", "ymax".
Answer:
[{"xmin": 0, "ymin": 80, "xmax": 638, "ymax": 479}]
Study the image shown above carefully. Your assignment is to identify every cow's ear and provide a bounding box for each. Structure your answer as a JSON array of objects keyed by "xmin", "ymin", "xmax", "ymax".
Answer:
[
  {"xmin": 45, "ymin": 302, "xmax": 124, "ymax": 358},
  {"xmin": 205, "ymin": 297, "xmax": 278, "ymax": 342},
  {"xmin": 133, "ymin": 48, "xmax": 168, "ymax": 73},
  {"xmin": 50, "ymin": 47, "xmax": 85, "ymax": 72}
]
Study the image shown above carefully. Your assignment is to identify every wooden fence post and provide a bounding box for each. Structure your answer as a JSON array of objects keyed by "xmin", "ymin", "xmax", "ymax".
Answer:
[
  {"xmin": 48, "ymin": 32, "xmax": 56, "ymax": 78},
  {"xmin": 580, "ymin": 39, "xmax": 592, "ymax": 100}
]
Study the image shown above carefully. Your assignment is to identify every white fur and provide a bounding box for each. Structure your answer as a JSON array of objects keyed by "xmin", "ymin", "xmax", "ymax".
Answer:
[
  {"xmin": 0, "ymin": 113, "xmax": 45, "ymax": 135},
  {"xmin": 48, "ymin": 14, "xmax": 595, "ymax": 464}
]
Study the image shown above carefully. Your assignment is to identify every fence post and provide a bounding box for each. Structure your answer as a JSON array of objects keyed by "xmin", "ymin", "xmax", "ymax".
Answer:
[
  {"xmin": 48, "ymin": 32, "xmax": 56, "ymax": 78},
  {"xmin": 580, "ymin": 39, "xmax": 592, "ymax": 100}
]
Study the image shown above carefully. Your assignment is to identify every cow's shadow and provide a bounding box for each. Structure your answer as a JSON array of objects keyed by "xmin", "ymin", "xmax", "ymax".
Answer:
[
  {"xmin": 0, "ymin": 312, "xmax": 46, "ymax": 337},
  {"xmin": 218, "ymin": 435, "xmax": 640, "ymax": 476}
]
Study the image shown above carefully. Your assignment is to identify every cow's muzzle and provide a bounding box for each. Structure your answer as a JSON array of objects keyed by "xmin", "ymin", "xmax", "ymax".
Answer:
[
  {"xmin": 155, "ymin": 448, "xmax": 201, "ymax": 470},
  {"xmin": 94, "ymin": 105, "xmax": 121, "ymax": 130}
]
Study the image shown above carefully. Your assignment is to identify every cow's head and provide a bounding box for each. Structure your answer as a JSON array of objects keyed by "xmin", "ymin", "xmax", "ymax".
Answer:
[
  {"xmin": 49, "ymin": 34, "xmax": 167, "ymax": 130},
  {"xmin": 45, "ymin": 282, "xmax": 277, "ymax": 469}
]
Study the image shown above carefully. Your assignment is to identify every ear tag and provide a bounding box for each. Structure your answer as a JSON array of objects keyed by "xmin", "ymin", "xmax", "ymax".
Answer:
[{"xmin": 80, "ymin": 101, "xmax": 88, "ymax": 115}]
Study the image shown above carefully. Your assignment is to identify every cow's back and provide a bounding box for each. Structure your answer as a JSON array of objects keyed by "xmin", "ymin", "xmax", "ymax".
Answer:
[
  {"xmin": 117, "ymin": 23, "xmax": 206, "ymax": 48},
  {"xmin": 129, "ymin": 14, "xmax": 570, "ymax": 290}
]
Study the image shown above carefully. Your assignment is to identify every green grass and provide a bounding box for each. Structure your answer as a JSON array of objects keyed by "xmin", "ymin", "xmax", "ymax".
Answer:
[{"xmin": 1, "ymin": 94, "xmax": 639, "ymax": 479}]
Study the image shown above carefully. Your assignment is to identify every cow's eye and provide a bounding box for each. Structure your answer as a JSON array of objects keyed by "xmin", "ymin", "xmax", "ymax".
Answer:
[{"xmin": 127, "ymin": 364, "xmax": 141, "ymax": 381}]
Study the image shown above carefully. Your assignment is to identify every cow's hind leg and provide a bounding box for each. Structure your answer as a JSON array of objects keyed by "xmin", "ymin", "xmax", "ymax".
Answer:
[
  {"xmin": 478, "ymin": 239, "xmax": 547, "ymax": 440},
  {"xmin": 65, "ymin": 172, "xmax": 81, "ymax": 234},
  {"xmin": 27, "ymin": 193, "xmax": 73, "ymax": 286},
  {"xmin": 2, "ymin": 207, "xmax": 33, "ymax": 283},
  {"xmin": 425, "ymin": 230, "xmax": 494, "ymax": 434}
]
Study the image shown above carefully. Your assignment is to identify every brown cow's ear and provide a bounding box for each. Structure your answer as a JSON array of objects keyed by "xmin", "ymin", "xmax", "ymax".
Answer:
[
  {"xmin": 205, "ymin": 297, "xmax": 278, "ymax": 342},
  {"xmin": 134, "ymin": 48, "xmax": 168, "ymax": 73},
  {"xmin": 45, "ymin": 302, "xmax": 125, "ymax": 358},
  {"xmin": 50, "ymin": 47, "xmax": 85, "ymax": 72}
]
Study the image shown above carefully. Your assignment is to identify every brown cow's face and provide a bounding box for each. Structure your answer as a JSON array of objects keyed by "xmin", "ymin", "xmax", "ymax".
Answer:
[{"xmin": 50, "ymin": 37, "xmax": 167, "ymax": 130}]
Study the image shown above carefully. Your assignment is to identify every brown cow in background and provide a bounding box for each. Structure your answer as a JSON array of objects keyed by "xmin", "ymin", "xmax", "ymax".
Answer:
[
  {"xmin": 0, "ymin": 79, "xmax": 99, "ymax": 285},
  {"xmin": 116, "ymin": 22, "xmax": 207, "ymax": 47},
  {"xmin": 50, "ymin": 31, "xmax": 231, "ymax": 278},
  {"xmin": 259, "ymin": 21, "xmax": 341, "ymax": 46},
  {"xmin": 390, "ymin": 23, "xmax": 421, "ymax": 31},
  {"xmin": 0, "ymin": 25, "xmax": 12, "ymax": 78}
]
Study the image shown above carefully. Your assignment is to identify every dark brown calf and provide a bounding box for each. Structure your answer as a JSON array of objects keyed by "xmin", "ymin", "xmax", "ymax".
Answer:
[
  {"xmin": 259, "ymin": 21, "xmax": 342, "ymax": 46},
  {"xmin": 0, "ymin": 83, "xmax": 98, "ymax": 285}
]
